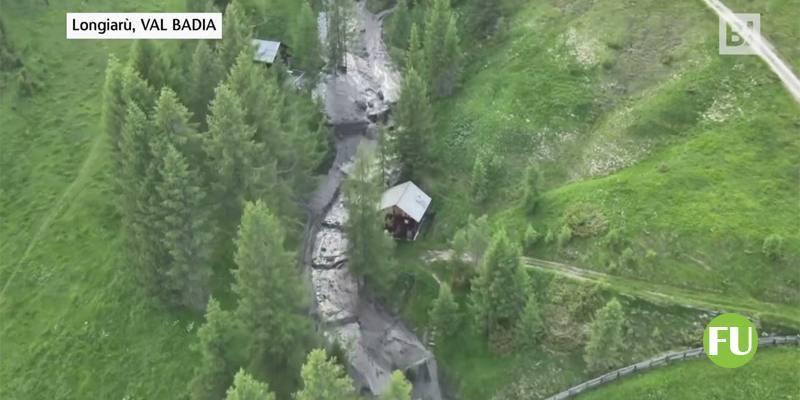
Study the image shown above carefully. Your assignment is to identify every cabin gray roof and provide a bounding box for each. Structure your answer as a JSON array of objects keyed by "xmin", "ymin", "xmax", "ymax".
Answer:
[
  {"xmin": 252, "ymin": 39, "xmax": 281, "ymax": 64},
  {"xmin": 380, "ymin": 181, "xmax": 431, "ymax": 223}
]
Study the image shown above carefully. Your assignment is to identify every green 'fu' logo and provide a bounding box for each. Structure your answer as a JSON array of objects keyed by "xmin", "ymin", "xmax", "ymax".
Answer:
[{"xmin": 703, "ymin": 313, "xmax": 758, "ymax": 368}]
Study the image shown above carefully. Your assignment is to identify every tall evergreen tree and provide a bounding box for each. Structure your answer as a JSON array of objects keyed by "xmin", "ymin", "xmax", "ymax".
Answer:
[
  {"xmin": 423, "ymin": 0, "xmax": 461, "ymax": 97},
  {"xmin": 118, "ymin": 103, "xmax": 162, "ymax": 287},
  {"xmin": 393, "ymin": 67, "xmax": 432, "ymax": 175},
  {"xmin": 188, "ymin": 41, "xmax": 224, "ymax": 123},
  {"xmin": 226, "ymin": 50, "xmax": 284, "ymax": 154},
  {"xmin": 291, "ymin": 1, "xmax": 321, "ymax": 77},
  {"xmin": 429, "ymin": 283, "xmax": 460, "ymax": 345},
  {"xmin": 190, "ymin": 298, "xmax": 238, "ymax": 400},
  {"xmin": 522, "ymin": 163, "xmax": 541, "ymax": 214},
  {"xmin": 225, "ymin": 369, "xmax": 276, "ymax": 400},
  {"xmin": 155, "ymin": 144, "xmax": 214, "ymax": 311},
  {"xmin": 104, "ymin": 58, "xmax": 154, "ymax": 169},
  {"xmin": 380, "ymin": 371, "xmax": 412, "ymax": 400},
  {"xmin": 154, "ymin": 88, "xmax": 202, "ymax": 159},
  {"xmin": 232, "ymin": 200, "xmax": 310, "ymax": 366},
  {"xmin": 405, "ymin": 23, "xmax": 424, "ymax": 73},
  {"xmin": 129, "ymin": 40, "xmax": 169, "ymax": 89},
  {"xmin": 103, "ymin": 56, "xmax": 127, "ymax": 159},
  {"xmin": 584, "ymin": 298, "xmax": 626, "ymax": 372},
  {"xmin": 326, "ymin": 0, "xmax": 351, "ymax": 71},
  {"xmin": 204, "ymin": 83, "xmax": 270, "ymax": 219},
  {"xmin": 344, "ymin": 144, "xmax": 396, "ymax": 293},
  {"xmin": 466, "ymin": 0, "xmax": 503, "ymax": 37},
  {"xmin": 221, "ymin": 0, "xmax": 253, "ymax": 69},
  {"xmin": 121, "ymin": 66, "xmax": 156, "ymax": 113},
  {"xmin": 293, "ymin": 349, "xmax": 356, "ymax": 400},
  {"xmin": 515, "ymin": 289, "xmax": 544, "ymax": 350},
  {"xmin": 388, "ymin": 0, "xmax": 412, "ymax": 50},
  {"xmin": 470, "ymin": 229, "xmax": 527, "ymax": 337}
]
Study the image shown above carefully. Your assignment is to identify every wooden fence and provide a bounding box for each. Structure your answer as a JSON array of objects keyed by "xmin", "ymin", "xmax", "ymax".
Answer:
[{"xmin": 545, "ymin": 336, "xmax": 800, "ymax": 400}]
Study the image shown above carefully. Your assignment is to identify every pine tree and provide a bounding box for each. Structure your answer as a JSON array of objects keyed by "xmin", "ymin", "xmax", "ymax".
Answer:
[
  {"xmin": 466, "ymin": 0, "xmax": 502, "ymax": 37},
  {"xmin": 118, "ymin": 103, "xmax": 161, "ymax": 286},
  {"xmin": 394, "ymin": 67, "xmax": 432, "ymax": 176},
  {"xmin": 204, "ymin": 83, "xmax": 268, "ymax": 219},
  {"xmin": 429, "ymin": 284, "xmax": 460, "ymax": 344},
  {"xmin": 405, "ymin": 23, "xmax": 424, "ymax": 73},
  {"xmin": 294, "ymin": 349, "xmax": 356, "ymax": 400},
  {"xmin": 232, "ymin": 200, "xmax": 310, "ymax": 365},
  {"xmin": 129, "ymin": 40, "xmax": 168, "ymax": 89},
  {"xmin": 155, "ymin": 144, "xmax": 214, "ymax": 311},
  {"xmin": 522, "ymin": 163, "xmax": 541, "ymax": 214},
  {"xmin": 224, "ymin": 369, "xmax": 276, "ymax": 400},
  {"xmin": 438, "ymin": 15, "xmax": 462, "ymax": 96},
  {"xmin": 121, "ymin": 66, "xmax": 156, "ymax": 113},
  {"xmin": 104, "ymin": 58, "xmax": 155, "ymax": 168},
  {"xmin": 344, "ymin": 144, "xmax": 396, "ymax": 293},
  {"xmin": 451, "ymin": 215, "xmax": 491, "ymax": 268},
  {"xmin": 584, "ymin": 298, "xmax": 626, "ymax": 372},
  {"xmin": 388, "ymin": 0, "xmax": 412, "ymax": 50},
  {"xmin": 470, "ymin": 229, "xmax": 527, "ymax": 337},
  {"xmin": 190, "ymin": 298, "xmax": 238, "ymax": 400},
  {"xmin": 423, "ymin": 0, "xmax": 461, "ymax": 97},
  {"xmin": 380, "ymin": 371, "xmax": 412, "ymax": 400},
  {"xmin": 221, "ymin": 0, "xmax": 253, "ymax": 70},
  {"xmin": 291, "ymin": 1, "xmax": 321, "ymax": 77},
  {"xmin": 226, "ymin": 50, "xmax": 284, "ymax": 155},
  {"xmin": 154, "ymin": 88, "xmax": 202, "ymax": 159},
  {"xmin": 515, "ymin": 290, "xmax": 543, "ymax": 350},
  {"xmin": 188, "ymin": 41, "xmax": 224, "ymax": 123},
  {"xmin": 471, "ymin": 155, "xmax": 489, "ymax": 203},
  {"xmin": 326, "ymin": 0, "xmax": 351, "ymax": 71},
  {"xmin": 103, "ymin": 56, "xmax": 127, "ymax": 160}
]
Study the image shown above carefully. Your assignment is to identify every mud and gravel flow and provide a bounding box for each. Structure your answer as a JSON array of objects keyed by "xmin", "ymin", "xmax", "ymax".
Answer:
[{"xmin": 301, "ymin": 3, "xmax": 443, "ymax": 399}]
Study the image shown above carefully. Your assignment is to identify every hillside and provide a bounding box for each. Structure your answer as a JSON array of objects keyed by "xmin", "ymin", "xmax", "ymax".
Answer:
[
  {"xmin": 420, "ymin": 0, "xmax": 799, "ymax": 308},
  {"xmin": 1, "ymin": 0, "xmax": 797, "ymax": 399},
  {"xmin": 0, "ymin": 1, "xmax": 201, "ymax": 399}
]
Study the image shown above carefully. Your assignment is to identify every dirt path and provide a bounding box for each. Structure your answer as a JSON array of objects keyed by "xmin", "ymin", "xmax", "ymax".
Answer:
[
  {"xmin": 704, "ymin": 0, "xmax": 800, "ymax": 103},
  {"xmin": 0, "ymin": 134, "xmax": 104, "ymax": 302},
  {"xmin": 522, "ymin": 257, "xmax": 800, "ymax": 330},
  {"xmin": 422, "ymin": 250, "xmax": 799, "ymax": 329}
]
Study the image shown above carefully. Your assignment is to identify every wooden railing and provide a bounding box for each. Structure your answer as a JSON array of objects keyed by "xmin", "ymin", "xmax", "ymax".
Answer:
[{"xmin": 545, "ymin": 336, "xmax": 800, "ymax": 400}]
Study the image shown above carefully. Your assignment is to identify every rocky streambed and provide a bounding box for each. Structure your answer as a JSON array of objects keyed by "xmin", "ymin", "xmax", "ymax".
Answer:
[{"xmin": 300, "ymin": 2, "xmax": 443, "ymax": 399}]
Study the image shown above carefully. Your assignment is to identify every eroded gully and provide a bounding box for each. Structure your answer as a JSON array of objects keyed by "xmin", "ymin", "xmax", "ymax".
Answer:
[{"xmin": 300, "ymin": 3, "xmax": 443, "ymax": 399}]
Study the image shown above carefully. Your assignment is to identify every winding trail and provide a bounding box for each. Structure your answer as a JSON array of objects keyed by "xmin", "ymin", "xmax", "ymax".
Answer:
[
  {"xmin": 704, "ymin": 0, "xmax": 800, "ymax": 104},
  {"xmin": 424, "ymin": 251, "xmax": 800, "ymax": 330},
  {"xmin": 522, "ymin": 257, "xmax": 800, "ymax": 330}
]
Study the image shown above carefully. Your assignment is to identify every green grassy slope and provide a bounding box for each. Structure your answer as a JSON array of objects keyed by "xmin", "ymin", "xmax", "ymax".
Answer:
[
  {"xmin": 577, "ymin": 347, "xmax": 800, "ymax": 400},
  {"xmin": 0, "ymin": 1, "xmax": 199, "ymax": 399},
  {"xmin": 422, "ymin": 0, "xmax": 799, "ymax": 308}
]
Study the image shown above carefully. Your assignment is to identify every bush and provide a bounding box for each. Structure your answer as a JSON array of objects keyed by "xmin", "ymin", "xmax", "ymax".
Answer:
[
  {"xmin": 563, "ymin": 203, "xmax": 608, "ymax": 237},
  {"xmin": 620, "ymin": 247, "xmax": 637, "ymax": 269},
  {"xmin": 523, "ymin": 225, "xmax": 540, "ymax": 250},
  {"xmin": 16, "ymin": 67, "xmax": 41, "ymax": 97},
  {"xmin": 604, "ymin": 228, "xmax": 626, "ymax": 252},
  {"xmin": 544, "ymin": 228, "xmax": 555, "ymax": 244},
  {"xmin": 762, "ymin": 234, "xmax": 785, "ymax": 260},
  {"xmin": 557, "ymin": 225, "xmax": 572, "ymax": 248}
]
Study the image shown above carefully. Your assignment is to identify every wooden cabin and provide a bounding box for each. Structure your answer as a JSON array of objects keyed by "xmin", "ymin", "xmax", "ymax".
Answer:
[
  {"xmin": 380, "ymin": 181, "xmax": 431, "ymax": 241},
  {"xmin": 252, "ymin": 39, "xmax": 291, "ymax": 66}
]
